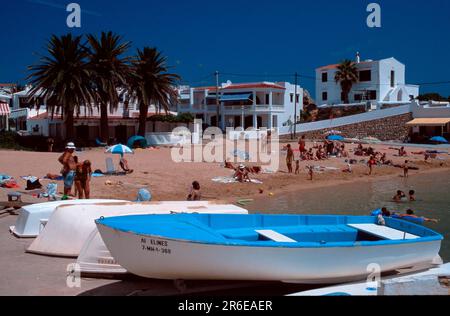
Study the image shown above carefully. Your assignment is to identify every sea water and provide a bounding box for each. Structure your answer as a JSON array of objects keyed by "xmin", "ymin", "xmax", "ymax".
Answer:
[{"xmin": 249, "ymin": 170, "xmax": 450, "ymax": 262}]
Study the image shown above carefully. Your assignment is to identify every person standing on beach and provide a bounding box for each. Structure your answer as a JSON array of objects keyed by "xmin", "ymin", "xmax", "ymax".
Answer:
[
  {"xmin": 47, "ymin": 137, "xmax": 54, "ymax": 152},
  {"xmin": 74, "ymin": 160, "xmax": 92, "ymax": 199},
  {"xmin": 298, "ymin": 136, "xmax": 306, "ymax": 155},
  {"xmin": 367, "ymin": 155, "xmax": 376, "ymax": 175},
  {"xmin": 403, "ymin": 160, "xmax": 409, "ymax": 178},
  {"xmin": 286, "ymin": 144, "xmax": 294, "ymax": 173},
  {"xmin": 58, "ymin": 142, "xmax": 77, "ymax": 197}
]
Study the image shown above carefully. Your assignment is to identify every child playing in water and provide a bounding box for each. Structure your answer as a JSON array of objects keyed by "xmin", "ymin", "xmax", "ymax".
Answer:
[
  {"xmin": 295, "ymin": 160, "xmax": 300, "ymax": 175},
  {"xmin": 393, "ymin": 190, "xmax": 406, "ymax": 202},
  {"xmin": 409, "ymin": 190, "xmax": 416, "ymax": 202}
]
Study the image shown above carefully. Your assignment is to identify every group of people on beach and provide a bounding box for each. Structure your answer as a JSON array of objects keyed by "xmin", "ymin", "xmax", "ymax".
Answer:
[{"xmin": 58, "ymin": 142, "xmax": 92, "ymax": 200}]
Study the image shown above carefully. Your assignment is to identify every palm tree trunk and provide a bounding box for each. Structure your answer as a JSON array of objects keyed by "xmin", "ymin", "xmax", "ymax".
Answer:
[
  {"xmin": 138, "ymin": 102, "xmax": 148, "ymax": 136},
  {"xmin": 100, "ymin": 102, "xmax": 109, "ymax": 142},
  {"xmin": 65, "ymin": 110, "xmax": 75, "ymax": 141}
]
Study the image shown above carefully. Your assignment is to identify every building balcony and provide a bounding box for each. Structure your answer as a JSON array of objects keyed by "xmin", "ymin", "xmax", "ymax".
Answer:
[{"xmin": 178, "ymin": 104, "xmax": 285, "ymax": 113}]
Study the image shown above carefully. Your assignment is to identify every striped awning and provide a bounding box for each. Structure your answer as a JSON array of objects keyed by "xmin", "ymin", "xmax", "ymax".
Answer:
[
  {"xmin": 406, "ymin": 118, "xmax": 450, "ymax": 127},
  {"xmin": 0, "ymin": 102, "xmax": 10, "ymax": 116}
]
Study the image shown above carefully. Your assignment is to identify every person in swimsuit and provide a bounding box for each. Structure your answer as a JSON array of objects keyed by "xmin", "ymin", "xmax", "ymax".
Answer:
[
  {"xmin": 286, "ymin": 144, "xmax": 294, "ymax": 173},
  {"xmin": 74, "ymin": 160, "xmax": 92, "ymax": 199},
  {"xmin": 58, "ymin": 142, "xmax": 77, "ymax": 197}
]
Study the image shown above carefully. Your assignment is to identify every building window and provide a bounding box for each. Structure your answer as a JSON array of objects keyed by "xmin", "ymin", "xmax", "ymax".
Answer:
[
  {"xmin": 321, "ymin": 72, "xmax": 328, "ymax": 82},
  {"xmin": 391, "ymin": 70, "xmax": 395, "ymax": 88},
  {"xmin": 266, "ymin": 94, "xmax": 270, "ymax": 105},
  {"xmin": 290, "ymin": 94, "xmax": 294, "ymax": 103},
  {"xmin": 322, "ymin": 92, "xmax": 328, "ymax": 101},
  {"xmin": 354, "ymin": 94, "xmax": 362, "ymax": 101},
  {"xmin": 368, "ymin": 90, "xmax": 377, "ymax": 100},
  {"xmin": 359, "ymin": 70, "xmax": 371, "ymax": 82},
  {"xmin": 295, "ymin": 94, "xmax": 300, "ymax": 103}
]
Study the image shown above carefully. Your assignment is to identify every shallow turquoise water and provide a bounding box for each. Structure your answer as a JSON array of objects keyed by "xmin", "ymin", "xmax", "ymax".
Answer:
[{"xmin": 249, "ymin": 170, "xmax": 450, "ymax": 262}]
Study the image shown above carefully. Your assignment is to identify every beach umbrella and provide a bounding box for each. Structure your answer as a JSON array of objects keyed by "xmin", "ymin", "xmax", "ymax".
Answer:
[
  {"xmin": 327, "ymin": 135, "xmax": 344, "ymax": 141},
  {"xmin": 105, "ymin": 144, "xmax": 134, "ymax": 155},
  {"xmin": 430, "ymin": 136, "xmax": 448, "ymax": 143}
]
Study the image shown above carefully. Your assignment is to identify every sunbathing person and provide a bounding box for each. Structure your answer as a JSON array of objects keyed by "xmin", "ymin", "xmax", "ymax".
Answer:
[
  {"xmin": 224, "ymin": 161, "xmax": 236, "ymax": 170},
  {"xmin": 234, "ymin": 165, "xmax": 251, "ymax": 183},
  {"xmin": 187, "ymin": 181, "xmax": 202, "ymax": 201},
  {"xmin": 398, "ymin": 147, "xmax": 408, "ymax": 157},
  {"xmin": 119, "ymin": 155, "xmax": 134, "ymax": 174},
  {"xmin": 398, "ymin": 209, "xmax": 439, "ymax": 223},
  {"xmin": 380, "ymin": 153, "xmax": 393, "ymax": 165}
]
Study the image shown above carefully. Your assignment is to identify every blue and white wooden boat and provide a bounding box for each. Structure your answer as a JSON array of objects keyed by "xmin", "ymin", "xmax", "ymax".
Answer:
[{"xmin": 96, "ymin": 214, "xmax": 443, "ymax": 284}]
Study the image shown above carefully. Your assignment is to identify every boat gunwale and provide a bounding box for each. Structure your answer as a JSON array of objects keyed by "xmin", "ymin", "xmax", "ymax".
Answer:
[{"xmin": 96, "ymin": 216, "xmax": 444, "ymax": 249}]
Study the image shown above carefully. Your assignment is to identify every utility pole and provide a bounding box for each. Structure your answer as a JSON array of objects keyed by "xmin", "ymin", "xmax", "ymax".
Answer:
[
  {"xmin": 292, "ymin": 72, "xmax": 298, "ymax": 140},
  {"xmin": 215, "ymin": 71, "xmax": 220, "ymax": 130}
]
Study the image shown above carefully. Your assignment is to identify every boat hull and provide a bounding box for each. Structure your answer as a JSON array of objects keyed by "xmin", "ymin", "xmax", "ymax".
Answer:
[
  {"xmin": 27, "ymin": 202, "xmax": 248, "ymax": 258},
  {"xmin": 10, "ymin": 199, "xmax": 127, "ymax": 238},
  {"xmin": 97, "ymin": 224, "xmax": 442, "ymax": 284}
]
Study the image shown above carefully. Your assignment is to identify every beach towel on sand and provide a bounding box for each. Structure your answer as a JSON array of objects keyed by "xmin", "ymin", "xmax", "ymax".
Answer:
[{"xmin": 212, "ymin": 177, "xmax": 263, "ymax": 184}]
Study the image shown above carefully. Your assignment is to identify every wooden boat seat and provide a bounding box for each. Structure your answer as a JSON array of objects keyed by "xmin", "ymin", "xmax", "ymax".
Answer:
[
  {"xmin": 348, "ymin": 224, "xmax": 420, "ymax": 240},
  {"xmin": 256, "ymin": 230, "xmax": 297, "ymax": 243}
]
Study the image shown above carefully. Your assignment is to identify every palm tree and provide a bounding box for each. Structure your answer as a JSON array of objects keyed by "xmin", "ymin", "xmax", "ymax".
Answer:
[
  {"xmin": 86, "ymin": 31, "xmax": 131, "ymax": 143},
  {"xmin": 334, "ymin": 59, "xmax": 359, "ymax": 104},
  {"xmin": 127, "ymin": 47, "xmax": 180, "ymax": 136},
  {"xmin": 27, "ymin": 34, "xmax": 94, "ymax": 140}
]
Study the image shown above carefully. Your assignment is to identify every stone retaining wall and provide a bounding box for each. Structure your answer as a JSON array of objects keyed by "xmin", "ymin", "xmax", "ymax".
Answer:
[{"xmin": 281, "ymin": 113, "xmax": 413, "ymax": 141}]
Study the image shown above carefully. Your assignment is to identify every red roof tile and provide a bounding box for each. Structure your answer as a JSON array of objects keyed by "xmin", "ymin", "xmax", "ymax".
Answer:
[{"xmin": 222, "ymin": 83, "xmax": 286, "ymax": 90}]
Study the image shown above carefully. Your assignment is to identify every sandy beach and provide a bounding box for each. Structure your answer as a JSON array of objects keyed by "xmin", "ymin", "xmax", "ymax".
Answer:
[{"xmin": 1, "ymin": 140, "xmax": 449, "ymax": 206}]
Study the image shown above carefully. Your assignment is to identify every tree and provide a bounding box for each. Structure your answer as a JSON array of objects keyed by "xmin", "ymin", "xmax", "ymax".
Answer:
[
  {"xmin": 27, "ymin": 34, "xmax": 94, "ymax": 140},
  {"xmin": 86, "ymin": 31, "xmax": 131, "ymax": 142},
  {"xmin": 334, "ymin": 60, "xmax": 359, "ymax": 104},
  {"xmin": 417, "ymin": 93, "xmax": 447, "ymax": 102},
  {"xmin": 127, "ymin": 47, "xmax": 180, "ymax": 136}
]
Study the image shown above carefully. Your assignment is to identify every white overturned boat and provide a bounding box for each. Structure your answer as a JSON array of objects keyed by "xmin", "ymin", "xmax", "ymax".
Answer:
[
  {"xmin": 96, "ymin": 214, "xmax": 443, "ymax": 283},
  {"xmin": 9, "ymin": 199, "xmax": 126, "ymax": 238},
  {"xmin": 26, "ymin": 201, "xmax": 248, "ymax": 259},
  {"xmin": 77, "ymin": 202, "xmax": 248, "ymax": 275}
]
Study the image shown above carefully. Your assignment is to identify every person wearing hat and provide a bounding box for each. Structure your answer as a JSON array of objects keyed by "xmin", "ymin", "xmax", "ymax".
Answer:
[
  {"xmin": 58, "ymin": 142, "xmax": 77, "ymax": 197},
  {"xmin": 233, "ymin": 164, "xmax": 251, "ymax": 183}
]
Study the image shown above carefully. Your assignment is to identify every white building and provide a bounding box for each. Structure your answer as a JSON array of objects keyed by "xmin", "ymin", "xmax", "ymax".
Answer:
[
  {"xmin": 8, "ymin": 86, "xmax": 168, "ymax": 144},
  {"xmin": 315, "ymin": 54, "xmax": 419, "ymax": 108},
  {"xmin": 177, "ymin": 81, "xmax": 303, "ymax": 131}
]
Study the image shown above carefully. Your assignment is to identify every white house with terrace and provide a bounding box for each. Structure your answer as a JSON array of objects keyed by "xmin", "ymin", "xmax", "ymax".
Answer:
[
  {"xmin": 176, "ymin": 81, "xmax": 303, "ymax": 132},
  {"xmin": 315, "ymin": 53, "xmax": 419, "ymax": 109}
]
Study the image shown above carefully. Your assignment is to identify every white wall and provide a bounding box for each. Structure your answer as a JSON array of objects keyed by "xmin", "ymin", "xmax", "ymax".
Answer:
[
  {"xmin": 412, "ymin": 101, "xmax": 450, "ymax": 118},
  {"xmin": 316, "ymin": 57, "xmax": 416, "ymax": 105},
  {"xmin": 279, "ymin": 103, "xmax": 412, "ymax": 135}
]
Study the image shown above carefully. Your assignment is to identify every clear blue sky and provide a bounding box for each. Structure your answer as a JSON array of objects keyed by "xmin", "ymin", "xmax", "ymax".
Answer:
[{"xmin": 2, "ymin": 0, "xmax": 450, "ymax": 96}]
